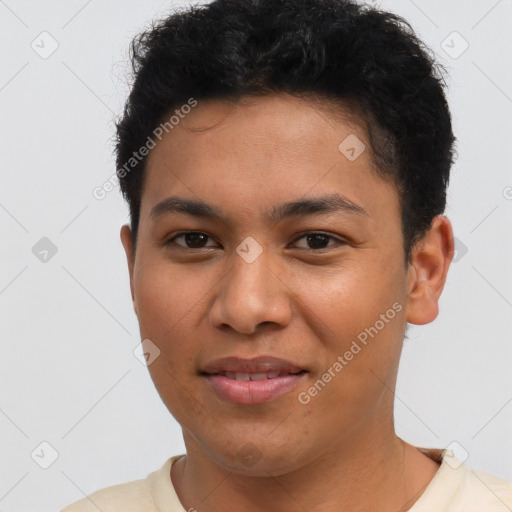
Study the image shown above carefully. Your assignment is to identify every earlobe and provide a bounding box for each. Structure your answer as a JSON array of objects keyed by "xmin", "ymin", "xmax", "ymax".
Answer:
[
  {"xmin": 120, "ymin": 224, "xmax": 137, "ymax": 315},
  {"xmin": 405, "ymin": 215, "xmax": 454, "ymax": 325}
]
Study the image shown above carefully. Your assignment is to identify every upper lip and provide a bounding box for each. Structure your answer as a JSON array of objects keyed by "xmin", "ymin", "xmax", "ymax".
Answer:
[{"xmin": 201, "ymin": 356, "xmax": 306, "ymax": 375}]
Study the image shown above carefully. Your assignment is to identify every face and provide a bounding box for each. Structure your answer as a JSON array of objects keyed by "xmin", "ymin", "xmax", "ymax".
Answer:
[{"xmin": 121, "ymin": 93, "xmax": 449, "ymax": 476}]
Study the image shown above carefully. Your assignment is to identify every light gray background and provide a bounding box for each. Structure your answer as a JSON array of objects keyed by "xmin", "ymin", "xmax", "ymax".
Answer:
[{"xmin": 1, "ymin": 1, "xmax": 511, "ymax": 511}]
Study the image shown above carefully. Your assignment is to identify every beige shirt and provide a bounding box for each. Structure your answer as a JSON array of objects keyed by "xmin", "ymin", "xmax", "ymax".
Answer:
[{"xmin": 61, "ymin": 448, "xmax": 512, "ymax": 511}]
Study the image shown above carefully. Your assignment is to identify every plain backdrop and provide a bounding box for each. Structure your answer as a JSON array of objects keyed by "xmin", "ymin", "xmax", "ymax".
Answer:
[{"xmin": 1, "ymin": 1, "xmax": 511, "ymax": 510}]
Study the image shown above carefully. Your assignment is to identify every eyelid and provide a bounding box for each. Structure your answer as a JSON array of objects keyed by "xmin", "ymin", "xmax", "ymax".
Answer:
[
  {"xmin": 290, "ymin": 231, "xmax": 347, "ymax": 249},
  {"xmin": 165, "ymin": 231, "xmax": 220, "ymax": 248},
  {"xmin": 165, "ymin": 230, "xmax": 347, "ymax": 250}
]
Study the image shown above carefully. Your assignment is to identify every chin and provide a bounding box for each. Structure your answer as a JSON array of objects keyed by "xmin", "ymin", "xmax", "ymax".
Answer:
[
  {"xmin": 215, "ymin": 450, "xmax": 299, "ymax": 477},
  {"xmin": 201, "ymin": 433, "xmax": 309, "ymax": 477}
]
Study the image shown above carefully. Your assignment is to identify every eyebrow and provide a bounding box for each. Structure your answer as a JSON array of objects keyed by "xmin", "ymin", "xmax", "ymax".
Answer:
[{"xmin": 149, "ymin": 193, "xmax": 369, "ymax": 223}]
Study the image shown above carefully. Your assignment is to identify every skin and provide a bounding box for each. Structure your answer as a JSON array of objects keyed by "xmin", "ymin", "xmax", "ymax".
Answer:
[{"xmin": 120, "ymin": 93, "xmax": 454, "ymax": 512}]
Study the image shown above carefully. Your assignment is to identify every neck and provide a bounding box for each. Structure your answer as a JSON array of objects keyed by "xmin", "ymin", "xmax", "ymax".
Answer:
[{"xmin": 171, "ymin": 427, "xmax": 440, "ymax": 512}]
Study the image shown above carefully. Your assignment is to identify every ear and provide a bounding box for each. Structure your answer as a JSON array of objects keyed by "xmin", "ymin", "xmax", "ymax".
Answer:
[
  {"xmin": 120, "ymin": 224, "xmax": 137, "ymax": 316},
  {"xmin": 405, "ymin": 215, "xmax": 455, "ymax": 325}
]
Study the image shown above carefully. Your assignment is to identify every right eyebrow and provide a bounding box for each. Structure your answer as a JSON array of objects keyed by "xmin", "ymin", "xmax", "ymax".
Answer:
[{"xmin": 150, "ymin": 196, "xmax": 225, "ymax": 222}]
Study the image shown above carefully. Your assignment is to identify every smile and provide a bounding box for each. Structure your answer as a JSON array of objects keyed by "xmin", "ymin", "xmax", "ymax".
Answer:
[{"xmin": 201, "ymin": 356, "xmax": 308, "ymax": 405}]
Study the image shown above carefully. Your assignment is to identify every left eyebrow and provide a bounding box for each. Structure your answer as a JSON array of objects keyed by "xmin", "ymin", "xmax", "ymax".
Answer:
[
  {"xmin": 268, "ymin": 194, "xmax": 369, "ymax": 222},
  {"xmin": 149, "ymin": 193, "xmax": 369, "ymax": 223}
]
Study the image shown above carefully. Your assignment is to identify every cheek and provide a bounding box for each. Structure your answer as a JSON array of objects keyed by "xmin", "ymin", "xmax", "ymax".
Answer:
[
  {"xmin": 133, "ymin": 263, "xmax": 207, "ymax": 400},
  {"xmin": 133, "ymin": 260, "xmax": 207, "ymax": 336},
  {"xmin": 147, "ymin": 355, "xmax": 212, "ymax": 431},
  {"xmin": 292, "ymin": 255, "xmax": 404, "ymax": 332},
  {"xmin": 332, "ymin": 263, "xmax": 406, "ymax": 366},
  {"xmin": 292, "ymin": 258, "xmax": 406, "ymax": 393},
  {"xmin": 135, "ymin": 265, "xmax": 206, "ymax": 419}
]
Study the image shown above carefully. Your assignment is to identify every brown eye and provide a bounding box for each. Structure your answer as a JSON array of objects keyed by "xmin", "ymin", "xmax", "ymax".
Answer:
[
  {"xmin": 293, "ymin": 232, "xmax": 345, "ymax": 250},
  {"xmin": 166, "ymin": 232, "xmax": 218, "ymax": 249}
]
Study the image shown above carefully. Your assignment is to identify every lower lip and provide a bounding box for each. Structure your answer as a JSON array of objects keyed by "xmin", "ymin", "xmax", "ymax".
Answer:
[{"xmin": 204, "ymin": 373, "xmax": 306, "ymax": 405}]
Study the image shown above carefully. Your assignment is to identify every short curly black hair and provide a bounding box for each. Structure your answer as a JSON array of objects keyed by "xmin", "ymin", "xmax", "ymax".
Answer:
[{"xmin": 115, "ymin": 0, "xmax": 456, "ymax": 262}]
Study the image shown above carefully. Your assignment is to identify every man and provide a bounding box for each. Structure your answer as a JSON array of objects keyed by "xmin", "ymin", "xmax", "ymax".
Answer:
[{"xmin": 62, "ymin": 0, "xmax": 512, "ymax": 510}]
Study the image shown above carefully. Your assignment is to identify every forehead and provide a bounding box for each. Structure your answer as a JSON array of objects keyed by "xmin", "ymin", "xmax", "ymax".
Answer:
[
  {"xmin": 140, "ymin": 93, "xmax": 399, "ymax": 224},
  {"xmin": 148, "ymin": 93, "xmax": 366, "ymax": 161}
]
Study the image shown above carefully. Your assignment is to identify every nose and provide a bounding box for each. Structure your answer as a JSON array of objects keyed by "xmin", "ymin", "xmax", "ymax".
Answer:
[{"xmin": 209, "ymin": 248, "xmax": 292, "ymax": 335}]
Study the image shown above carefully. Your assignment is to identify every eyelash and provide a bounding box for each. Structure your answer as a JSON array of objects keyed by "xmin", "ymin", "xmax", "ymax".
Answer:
[{"xmin": 164, "ymin": 231, "xmax": 346, "ymax": 252}]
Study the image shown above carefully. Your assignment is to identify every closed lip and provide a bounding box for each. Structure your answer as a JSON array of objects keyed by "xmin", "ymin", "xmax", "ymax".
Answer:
[{"xmin": 201, "ymin": 356, "xmax": 307, "ymax": 376}]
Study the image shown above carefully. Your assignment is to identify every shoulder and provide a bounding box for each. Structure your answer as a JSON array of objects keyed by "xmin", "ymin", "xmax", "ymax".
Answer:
[
  {"xmin": 60, "ymin": 458, "xmax": 178, "ymax": 512},
  {"xmin": 412, "ymin": 448, "xmax": 512, "ymax": 512},
  {"xmin": 61, "ymin": 480, "xmax": 152, "ymax": 512},
  {"xmin": 457, "ymin": 465, "xmax": 512, "ymax": 510}
]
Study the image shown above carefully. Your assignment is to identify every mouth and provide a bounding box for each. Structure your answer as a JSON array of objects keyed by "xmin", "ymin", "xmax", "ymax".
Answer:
[
  {"xmin": 204, "ymin": 370, "xmax": 307, "ymax": 381},
  {"xmin": 201, "ymin": 356, "xmax": 308, "ymax": 405}
]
